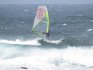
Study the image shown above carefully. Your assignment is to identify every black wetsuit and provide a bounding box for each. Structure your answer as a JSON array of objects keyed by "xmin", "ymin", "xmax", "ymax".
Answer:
[
  {"xmin": 42, "ymin": 32, "xmax": 50, "ymax": 37},
  {"xmin": 46, "ymin": 32, "xmax": 50, "ymax": 37}
]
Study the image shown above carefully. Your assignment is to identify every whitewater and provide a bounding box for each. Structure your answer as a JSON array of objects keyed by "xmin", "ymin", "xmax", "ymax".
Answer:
[{"xmin": 0, "ymin": 39, "xmax": 93, "ymax": 70}]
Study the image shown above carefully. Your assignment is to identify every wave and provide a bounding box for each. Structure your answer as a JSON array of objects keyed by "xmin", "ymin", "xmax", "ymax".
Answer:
[
  {"xmin": 89, "ymin": 20, "xmax": 93, "ymax": 22},
  {"xmin": 0, "ymin": 37, "xmax": 93, "ymax": 47},
  {"xmin": 87, "ymin": 29, "xmax": 93, "ymax": 32},
  {"xmin": 1, "ymin": 47, "xmax": 93, "ymax": 70},
  {"xmin": 0, "ymin": 38, "xmax": 63, "ymax": 46},
  {"xmin": 38, "ymin": 38, "xmax": 93, "ymax": 47},
  {"xmin": 0, "ymin": 38, "xmax": 41, "ymax": 46}
]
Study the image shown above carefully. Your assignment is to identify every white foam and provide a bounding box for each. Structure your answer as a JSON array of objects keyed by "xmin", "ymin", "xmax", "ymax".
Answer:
[
  {"xmin": 62, "ymin": 23, "xmax": 67, "ymax": 26},
  {"xmin": 87, "ymin": 29, "xmax": 93, "ymax": 32},
  {"xmin": 62, "ymin": 47, "xmax": 93, "ymax": 67},
  {"xmin": 0, "ymin": 47, "xmax": 93, "ymax": 70},
  {"xmin": 44, "ymin": 39, "xmax": 62, "ymax": 44},
  {"xmin": 0, "ymin": 39, "xmax": 41, "ymax": 46}
]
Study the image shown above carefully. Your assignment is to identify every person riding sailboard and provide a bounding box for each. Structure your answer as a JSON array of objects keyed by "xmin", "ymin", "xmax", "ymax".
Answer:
[{"xmin": 32, "ymin": 6, "xmax": 50, "ymax": 37}]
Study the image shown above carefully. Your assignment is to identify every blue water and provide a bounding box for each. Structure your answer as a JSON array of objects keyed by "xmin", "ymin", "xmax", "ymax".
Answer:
[{"xmin": 0, "ymin": 4, "xmax": 93, "ymax": 70}]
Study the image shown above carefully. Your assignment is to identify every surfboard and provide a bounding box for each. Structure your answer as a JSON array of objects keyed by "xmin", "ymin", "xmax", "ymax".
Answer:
[{"xmin": 32, "ymin": 6, "xmax": 50, "ymax": 37}]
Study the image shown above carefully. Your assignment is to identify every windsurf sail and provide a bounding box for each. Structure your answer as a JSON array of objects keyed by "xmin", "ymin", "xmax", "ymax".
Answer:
[{"xmin": 32, "ymin": 6, "xmax": 50, "ymax": 37}]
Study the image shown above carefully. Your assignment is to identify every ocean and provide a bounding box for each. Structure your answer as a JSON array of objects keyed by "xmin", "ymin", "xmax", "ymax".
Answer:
[{"xmin": 0, "ymin": 4, "xmax": 93, "ymax": 70}]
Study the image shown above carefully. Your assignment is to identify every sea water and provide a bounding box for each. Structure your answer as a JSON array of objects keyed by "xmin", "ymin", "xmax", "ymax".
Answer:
[{"xmin": 0, "ymin": 4, "xmax": 93, "ymax": 70}]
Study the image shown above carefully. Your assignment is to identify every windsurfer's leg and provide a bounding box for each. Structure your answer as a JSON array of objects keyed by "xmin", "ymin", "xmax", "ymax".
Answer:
[{"xmin": 46, "ymin": 33, "xmax": 49, "ymax": 37}]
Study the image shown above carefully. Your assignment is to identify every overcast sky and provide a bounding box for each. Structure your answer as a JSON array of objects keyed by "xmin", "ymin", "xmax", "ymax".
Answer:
[{"xmin": 0, "ymin": 0, "xmax": 93, "ymax": 4}]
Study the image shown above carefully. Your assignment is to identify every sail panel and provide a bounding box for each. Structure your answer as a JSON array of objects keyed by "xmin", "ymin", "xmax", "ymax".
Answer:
[{"xmin": 32, "ymin": 6, "xmax": 50, "ymax": 36}]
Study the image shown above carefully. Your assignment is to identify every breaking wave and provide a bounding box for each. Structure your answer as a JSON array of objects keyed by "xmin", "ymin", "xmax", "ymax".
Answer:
[
  {"xmin": 0, "ymin": 37, "xmax": 93, "ymax": 47},
  {"xmin": 1, "ymin": 47, "xmax": 93, "ymax": 70},
  {"xmin": 0, "ymin": 38, "xmax": 41, "ymax": 46}
]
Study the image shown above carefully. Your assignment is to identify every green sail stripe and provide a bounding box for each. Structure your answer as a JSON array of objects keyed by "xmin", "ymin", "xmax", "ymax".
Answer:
[{"xmin": 46, "ymin": 12, "xmax": 50, "ymax": 33}]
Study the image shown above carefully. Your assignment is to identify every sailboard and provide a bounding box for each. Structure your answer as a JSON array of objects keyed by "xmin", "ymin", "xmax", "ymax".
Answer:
[{"xmin": 32, "ymin": 6, "xmax": 50, "ymax": 37}]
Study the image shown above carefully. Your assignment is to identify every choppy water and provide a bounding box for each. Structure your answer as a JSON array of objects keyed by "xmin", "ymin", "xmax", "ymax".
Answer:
[{"xmin": 0, "ymin": 4, "xmax": 93, "ymax": 70}]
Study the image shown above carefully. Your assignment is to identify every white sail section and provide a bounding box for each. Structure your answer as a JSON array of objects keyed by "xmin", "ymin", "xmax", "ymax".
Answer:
[{"xmin": 32, "ymin": 6, "xmax": 48, "ymax": 29}]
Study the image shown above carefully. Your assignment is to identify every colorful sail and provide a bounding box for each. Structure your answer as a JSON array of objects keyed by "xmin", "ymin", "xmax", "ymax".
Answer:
[{"xmin": 32, "ymin": 6, "xmax": 50, "ymax": 36}]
